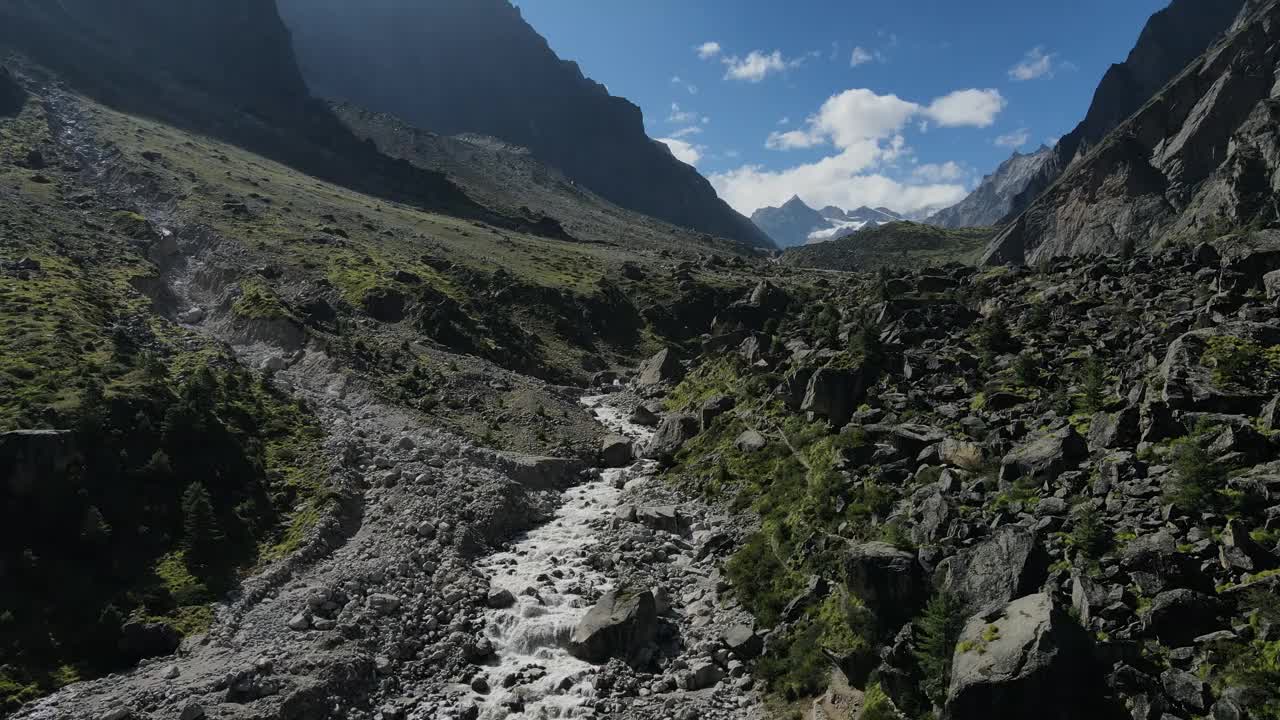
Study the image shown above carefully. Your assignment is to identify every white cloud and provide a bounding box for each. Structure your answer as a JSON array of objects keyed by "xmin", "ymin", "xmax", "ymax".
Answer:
[
  {"xmin": 913, "ymin": 161, "xmax": 966, "ymax": 183},
  {"xmin": 722, "ymin": 50, "xmax": 801, "ymax": 83},
  {"xmin": 994, "ymin": 128, "xmax": 1030, "ymax": 148},
  {"xmin": 657, "ymin": 137, "xmax": 702, "ymax": 166},
  {"xmin": 766, "ymin": 129, "xmax": 821, "ymax": 150},
  {"xmin": 709, "ymin": 85, "xmax": 1003, "ymax": 216},
  {"xmin": 667, "ymin": 103, "xmax": 703, "ymax": 124},
  {"xmin": 778, "ymin": 116, "xmax": 791, "ymax": 126},
  {"xmin": 670, "ymin": 76, "xmax": 699, "ymax": 95},
  {"xmin": 850, "ymin": 46, "xmax": 876, "ymax": 67},
  {"xmin": 924, "ymin": 89, "xmax": 1006, "ymax": 128},
  {"xmin": 765, "ymin": 87, "xmax": 1000, "ymax": 152},
  {"xmin": 696, "ymin": 41, "xmax": 722, "ymax": 60},
  {"xmin": 1009, "ymin": 47, "xmax": 1056, "ymax": 81},
  {"xmin": 710, "ymin": 152, "xmax": 966, "ymax": 217},
  {"xmin": 1045, "ymin": 135, "xmax": 1061, "ymax": 146},
  {"xmin": 670, "ymin": 125, "xmax": 703, "ymax": 138}
]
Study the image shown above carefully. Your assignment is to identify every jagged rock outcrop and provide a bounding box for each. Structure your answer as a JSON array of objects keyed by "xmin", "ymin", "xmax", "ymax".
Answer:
[
  {"xmin": 984, "ymin": 0, "xmax": 1278, "ymax": 265},
  {"xmin": 997, "ymin": 0, "xmax": 1247, "ymax": 227},
  {"xmin": 276, "ymin": 0, "xmax": 774, "ymax": 249},
  {"xmin": 928, "ymin": 147, "xmax": 1053, "ymax": 228}
]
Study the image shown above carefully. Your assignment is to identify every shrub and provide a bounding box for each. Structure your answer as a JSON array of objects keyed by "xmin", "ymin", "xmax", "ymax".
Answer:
[
  {"xmin": 861, "ymin": 681, "xmax": 901, "ymax": 720},
  {"xmin": 975, "ymin": 309, "xmax": 1016, "ymax": 361},
  {"xmin": 1067, "ymin": 504, "xmax": 1112, "ymax": 562},
  {"xmin": 914, "ymin": 591, "xmax": 966, "ymax": 706},
  {"xmin": 181, "ymin": 483, "xmax": 224, "ymax": 572},
  {"xmin": 1077, "ymin": 354, "xmax": 1107, "ymax": 413},
  {"xmin": 1165, "ymin": 435, "xmax": 1227, "ymax": 513},
  {"xmin": 1013, "ymin": 352, "xmax": 1041, "ymax": 386}
]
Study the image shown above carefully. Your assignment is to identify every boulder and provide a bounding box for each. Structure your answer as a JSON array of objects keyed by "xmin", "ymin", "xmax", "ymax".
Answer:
[
  {"xmin": 1160, "ymin": 323, "xmax": 1280, "ymax": 414},
  {"xmin": 1142, "ymin": 589, "xmax": 1222, "ymax": 646},
  {"xmin": 734, "ymin": 429, "xmax": 768, "ymax": 452},
  {"xmin": 486, "ymin": 588, "xmax": 516, "ymax": 609},
  {"xmin": 643, "ymin": 414, "xmax": 700, "ymax": 462},
  {"xmin": 943, "ymin": 594, "xmax": 1097, "ymax": 720},
  {"xmin": 1161, "ymin": 669, "xmax": 1210, "ymax": 713},
  {"xmin": 864, "ymin": 423, "xmax": 947, "ymax": 457},
  {"xmin": 600, "ymin": 435, "xmax": 634, "ymax": 468},
  {"xmin": 628, "ymin": 403, "xmax": 659, "ymax": 427},
  {"xmin": 1087, "ymin": 406, "xmax": 1140, "ymax": 452},
  {"xmin": 498, "ymin": 454, "xmax": 586, "ymax": 491},
  {"xmin": 700, "ymin": 394, "xmax": 736, "ymax": 430},
  {"xmin": 1000, "ymin": 425, "xmax": 1087, "ymax": 484},
  {"xmin": 568, "ymin": 589, "xmax": 657, "ymax": 665},
  {"xmin": 938, "ymin": 437, "xmax": 986, "ymax": 471},
  {"xmin": 844, "ymin": 541, "xmax": 924, "ymax": 625},
  {"xmin": 722, "ymin": 624, "xmax": 763, "ymax": 659},
  {"xmin": 936, "ymin": 526, "xmax": 1049, "ymax": 615},
  {"xmin": 118, "ymin": 621, "xmax": 180, "ymax": 661},
  {"xmin": 801, "ymin": 366, "xmax": 866, "ymax": 428},
  {"xmin": 634, "ymin": 506, "xmax": 686, "ymax": 535},
  {"xmin": 1264, "ymin": 269, "xmax": 1280, "ymax": 300},
  {"xmin": 636, "ymin": 348, "xmax": 684, "ymax": 387},
  {"xmin": 1120, "ymin": 530, "xmax": 1207, "ymax": 595}
]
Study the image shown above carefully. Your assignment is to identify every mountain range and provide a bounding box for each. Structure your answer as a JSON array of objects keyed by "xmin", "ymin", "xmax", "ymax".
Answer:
[
  {"xmin": 751, "ymin": 196, "xmax": 905, "ymax": 247},
  {"xmin": 7, "ymin": 1, "xmax": 1280, "ymax": 719},
  {"xmin": 274, "ymin": 0, "xmax": 774, "ymax": 250}
]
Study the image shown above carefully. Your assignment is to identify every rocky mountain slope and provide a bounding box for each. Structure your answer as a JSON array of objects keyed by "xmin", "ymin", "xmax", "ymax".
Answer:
[
  {"xmin": 781, "ymin": 222, "xmax": 994, "ymax": 272},
  {"xmin": 328, "ymin": 104, "xmax": 748, "ymax": 256},
  {"xmin": 928, "ymin": 147, "xmax": 1053, "ymax": 229},
  {"xmin": 0, "ymin": 1, "xmax": 772, "ymax": 712},
  {"xmin": 753, "ymin": 198, "xmax": 904, "ymax": 248},
  {"xmin": 998, "ymin": 0, "xmax": 1247, "ymax": 226},
  {"xmin": 984, "ymin": 0, "xmax": 1280, "ymax": 265},
  {"xmin": 643, "ymin": 241, "xmax": 1280, "ymax": 719},
  {"xmin": 274, "ymin": 0, "xmax": 774, "ymax": 250}
]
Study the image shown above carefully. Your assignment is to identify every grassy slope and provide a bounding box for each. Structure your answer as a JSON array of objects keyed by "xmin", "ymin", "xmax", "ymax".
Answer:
[
  {"xmin": 780, "ymin": 222, "xmax": 994, "ymax": 272},
  {"xmin": 0, "ymin": 95, "xmax": 330, "ymax": 708}
]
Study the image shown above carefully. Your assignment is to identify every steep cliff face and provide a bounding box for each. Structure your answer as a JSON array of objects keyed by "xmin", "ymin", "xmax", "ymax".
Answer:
[
  {"xmin": 0, "ymin": 0, "xmax": 489, "ymax": 220},
  {"xmin": 1003, "ymin": 0, "xmax": 1246, "ymax": 222},
  {"xmin": 0, "ymin": 0, "xmax": 308, "ymax": 121},
  {"xmin": 276, "ymin": 0, "xmax": 774, "ymax": 249},
  {"xmin": 983, "ymin": 0, "xmax": 1280, "ymax": 264},
  {"xmin": 928, "ymin": 147, "xmax": 1053, "ymax": 228}
]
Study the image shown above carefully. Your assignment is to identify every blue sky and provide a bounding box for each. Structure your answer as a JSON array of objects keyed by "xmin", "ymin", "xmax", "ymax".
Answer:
[{"xmin": 514, "ymin": 0, "xmax": 1169, "ymax": 215}]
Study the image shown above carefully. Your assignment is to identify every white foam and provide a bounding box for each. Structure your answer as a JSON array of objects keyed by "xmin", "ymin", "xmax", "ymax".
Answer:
[{"xmin": 470, "ymin": 395, "xmax": 655, "ymax": 719}]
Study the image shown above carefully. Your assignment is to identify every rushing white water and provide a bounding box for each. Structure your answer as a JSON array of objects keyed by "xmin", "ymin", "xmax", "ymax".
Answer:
[{"xmin": 473, "ymin": 394, "xmax": 656, "ymax": 719}]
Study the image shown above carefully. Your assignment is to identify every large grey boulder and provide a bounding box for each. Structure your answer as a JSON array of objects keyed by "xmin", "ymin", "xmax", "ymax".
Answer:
[
  {"xmin": 801, "ymin": 366, "xmax": 866, "ymax": 427},
  {"xmin": 1120, "ymin": 530, "xmax": 1207, "ymax": 595},
  {"xmin": 643, "ymin": 414, "xmax": 700, "ymax": 462},
  {"xmin": 1087, "ymin": 405, "xmax": 1140, "ymax": 452},
  {"xmin": 1000, "ymin": 425, "xmax": 1086, "ymax": 484},
  {"xmin": 600, "ymin": 435, "xmax": 634, "ymax": 468},
  {"xmin": 943, "ymin": 594, "xmax": 1097, "ymax": 720},
  {"xmin": 1142, "ymin": 589, "xmax": 1222, "ymax": 646},
  {"xmin": 1160, "ymin": 323, "xmax": 1280, "ymax": 414},
  {"xmin": 844, "ymin": 541, "xmax": 924, "ymax": 625},
  {"xmin": 568, "ymin": 589, "xmax": 657, "ymax": 665},
  {"xmin": 936, "ymin": 526, "xmax": 1048, "ymax": 615},
  {"xmin": 635, "ymin": 348, "xmax": 684, "ymax": 387}
]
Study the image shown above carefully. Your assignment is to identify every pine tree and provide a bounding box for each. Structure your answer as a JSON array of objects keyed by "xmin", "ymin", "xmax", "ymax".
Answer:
[
  {"xmin": 914, "ymin": 591, "xmax": 966, "ymax": 706},
  {"xmin": 181, "ymin": 483, "xmax": 223, "ymax": 571},
  {"xmin": 1078, "ymin": 354, "xmax": 1108, "ymax": 413}
]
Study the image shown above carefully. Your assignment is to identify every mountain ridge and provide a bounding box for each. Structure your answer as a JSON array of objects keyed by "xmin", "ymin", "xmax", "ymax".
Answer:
[
  {"xmin": 928, "ymin": 146, "xmax": 1054, "ymax": 229},
  {"xmin": 275, "ymin": 0, "xmax": 775, "ymax": 249}
]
